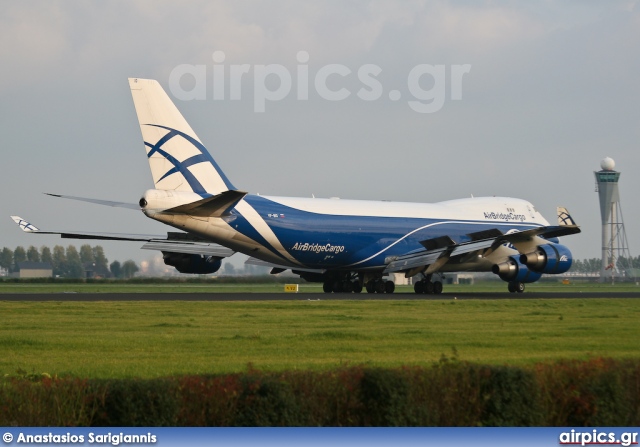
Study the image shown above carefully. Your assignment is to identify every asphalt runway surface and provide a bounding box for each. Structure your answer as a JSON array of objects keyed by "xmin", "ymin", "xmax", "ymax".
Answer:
[{"xmin": 2, "ymin": 291, "xmax": 640, "ymax": 301}]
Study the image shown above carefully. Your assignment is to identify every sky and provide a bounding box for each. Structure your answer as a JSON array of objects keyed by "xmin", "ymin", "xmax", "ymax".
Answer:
[{"xmin": 1, "ymin": 0, "xmax": 639, "ymax": 271}]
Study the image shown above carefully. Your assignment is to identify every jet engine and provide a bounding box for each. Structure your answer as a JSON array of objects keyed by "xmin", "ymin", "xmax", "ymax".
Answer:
[
  {"xmin": 492, "ymin": 256, "xmax": 542, "ymax": 283},
  {"xmin": 162, "ymin": 252, "xmax": 222, "ymax": 274},
  {"xmin": 519, "ymin": 244, "xmax": 572, "ymax": 274}
]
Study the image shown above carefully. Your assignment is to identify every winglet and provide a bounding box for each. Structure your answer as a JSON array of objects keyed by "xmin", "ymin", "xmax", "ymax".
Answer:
[
  {"xmin": 557, "ymin": 207, "xmax": 577, "ymax": 226},
  {"xmin": 10, "ymin": 216, "xmax": 40, "ymax": 232}
]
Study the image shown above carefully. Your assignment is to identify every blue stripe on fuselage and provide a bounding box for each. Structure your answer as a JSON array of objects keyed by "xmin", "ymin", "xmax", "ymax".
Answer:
[
  {"xmin": 239, "ymin": 195, "xmax": 542, "ymax": 270},
  {"xmin": 227, "ymin": 209, "xmax": 292, "ymax": 264}
]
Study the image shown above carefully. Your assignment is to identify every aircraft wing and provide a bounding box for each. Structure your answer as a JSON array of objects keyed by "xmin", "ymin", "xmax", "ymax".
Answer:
[
  {"xmin": 383, "ymin": 237, "xmax": 494, "ymax": 274},
  {"xmin": 10, "ymin": 216, "xmax": 234, "ymax": 258},
  {"xmin": 245, "ymin": 256, "xmax": 326, "ymax": 274},
  {"xmin": 140, "ymin": 239, "xmax": 234, "ymax": 257},
  {"xmin": 384, "ymin": 208, "xmax": 581, "ymax": 275}
]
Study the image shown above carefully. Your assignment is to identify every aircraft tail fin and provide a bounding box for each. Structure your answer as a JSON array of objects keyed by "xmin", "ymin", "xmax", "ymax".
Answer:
[{"xmin": 128, "ymin": 78, "xmax": 235, "ymax": 197}]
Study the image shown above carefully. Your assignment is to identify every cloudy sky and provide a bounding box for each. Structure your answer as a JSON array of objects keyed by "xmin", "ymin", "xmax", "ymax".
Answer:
[{"xmin": 1, "ymin": 0, "xmax": 639, "ymax": 270}]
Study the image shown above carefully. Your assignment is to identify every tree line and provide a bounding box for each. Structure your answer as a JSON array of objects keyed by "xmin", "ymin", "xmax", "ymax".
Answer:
[
  {"xmin": 4, "ymin": 246, "xmax": 639, "ymax": 278},
  {"xmin": 570, "ymin": 256, "xmax": 640, "ymax": 274},
  {"xmin": 0, "ymin": 245, "xmax": 139, "ymax": 279}
]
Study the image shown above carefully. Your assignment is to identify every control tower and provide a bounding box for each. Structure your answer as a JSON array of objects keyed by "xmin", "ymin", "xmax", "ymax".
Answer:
[{"xmin": 594, "ymin": 157, "xmax": 632, "ymax": 283}]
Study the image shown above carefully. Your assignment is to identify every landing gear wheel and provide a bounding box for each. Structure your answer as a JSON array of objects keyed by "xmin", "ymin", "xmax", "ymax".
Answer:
[
  {"xmin": 433, "ymin": 281, "xmax": 443, "ymax": 294},
  {"xmin": 507, "ymin": 281, "xmax": 525, "ymax": 293},
  {"xmin": 332, "ymin": 281, "xmax": 343, "ymax": 294},
  {"xmin": 385, "ymin": 281, "xmax": 395, "ymax": 294},
  {"xmin": 375, "ymin": 280, "xmax": 386, "ymax": 294},
  {"xmin": 366, "ymin": 281, "xmax": 375, "ymax": 294},
  {"xmin": 323, "ymin": 281, "xmax": 332, "ymax": 293},
  {"xmin": 414, "ymin": 281, "xmax": 424, "ymax": 294},
  {"xmin": 425, "ymin": 281, "xmax": 435, "ymax": 294},
  {"xmin": 342, "ymin": 280, "xmax": 353, "ymax": 293},
  {"xmin": 352, "ymin": 281, "xmax": 363, "ymax": 294}
]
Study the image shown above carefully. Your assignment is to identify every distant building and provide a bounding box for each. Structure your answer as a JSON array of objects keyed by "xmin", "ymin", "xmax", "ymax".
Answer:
[
  {"xmin": 0, "ymin": 266, "xmax": 8, "ymax": 277},
  {"xmin": 392, "ymin": 273, "xmax": 410, "ymax": 285},
  {"xmin": 14, "ymin": 261, "xmax": 53, "ymax": 278}
]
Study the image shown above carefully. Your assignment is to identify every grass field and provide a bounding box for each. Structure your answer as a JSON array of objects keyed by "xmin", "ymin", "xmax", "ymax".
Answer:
[
  {"xmin": 1, "ymin": 280, "xmax": 640, "ymax": 293},
  {"xmin": 1, "ymin": 297, "xmax": 639, "ymax": 378}
]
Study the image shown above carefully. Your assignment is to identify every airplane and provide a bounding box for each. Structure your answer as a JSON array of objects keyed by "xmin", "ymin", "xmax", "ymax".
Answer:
[{"xmin": 11, "ymin": 78, "xmax": 580, "ymax": 294}]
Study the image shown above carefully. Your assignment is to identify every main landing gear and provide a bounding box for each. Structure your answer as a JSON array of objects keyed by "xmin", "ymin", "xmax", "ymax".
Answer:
[
  {"xmin": 322, "ymin": 273, "xmax": 395, "ymax": 294},
  {"xmin": 507, "ymin": 281, "xmax": 525, "ymax": 293},
  {"xmin": 413, "ymin": 274, "xmax": 444, "ymax": 295},
  {"xmin": 322, "ymin": 277, "xmax": 363, "ymax": 294},
  {"xmin": 364, "ymin": 279, "xmax": 395, "ymax": 294}
]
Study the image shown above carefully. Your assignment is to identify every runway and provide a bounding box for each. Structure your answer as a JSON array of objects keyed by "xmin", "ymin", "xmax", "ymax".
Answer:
[{"xmin": 2, "ymin": 291, "xmax": 640, "ymax": 301}]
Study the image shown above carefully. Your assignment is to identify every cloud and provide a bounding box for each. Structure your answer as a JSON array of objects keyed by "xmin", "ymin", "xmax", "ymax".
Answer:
[{"xmin": 0, "ymin": 2, "xmax": 70, "ymax": 86}]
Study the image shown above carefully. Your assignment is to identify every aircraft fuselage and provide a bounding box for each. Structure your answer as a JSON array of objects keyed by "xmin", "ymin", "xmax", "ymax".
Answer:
[{"xmin": 145, "ymin": 193, "xmax": 549, "ymax": 272}]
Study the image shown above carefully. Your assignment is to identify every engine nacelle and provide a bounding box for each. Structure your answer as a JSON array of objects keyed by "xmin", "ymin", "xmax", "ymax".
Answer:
[
  {"xmin": 162, "ymin": 253, "xmax": 222, "ymax": 274},
  {"xmin": 492, "ymin": 256, "xmax": 542, "ymax": 283},
  {"xmin": 519, "ymin": 244, "xmax": 572, "ymax": 274}
]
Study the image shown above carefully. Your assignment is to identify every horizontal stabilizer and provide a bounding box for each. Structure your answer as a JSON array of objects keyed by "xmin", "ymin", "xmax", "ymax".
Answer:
[
  {"xmin": 165, "ymin": 190, "xmax": 247, "ymax": 217},
  {"xmin": 45, "ymin": 193, "xmax": 140, "ymax": 210}
]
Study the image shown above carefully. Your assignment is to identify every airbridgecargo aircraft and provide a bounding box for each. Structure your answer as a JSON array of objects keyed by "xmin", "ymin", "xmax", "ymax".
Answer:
[{"xmin": 12, "ymin": 78, "xmax": 580, "ymax": 294}]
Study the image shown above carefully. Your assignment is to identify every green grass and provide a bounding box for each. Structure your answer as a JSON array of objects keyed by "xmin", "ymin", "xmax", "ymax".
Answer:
[
  {"xmin": 1, "ymin": 280, "xmax": 639, "ymax": 293},
  {"xmin": 0, "ymin": 298, "xmax": 638, "ymax": 378}
]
